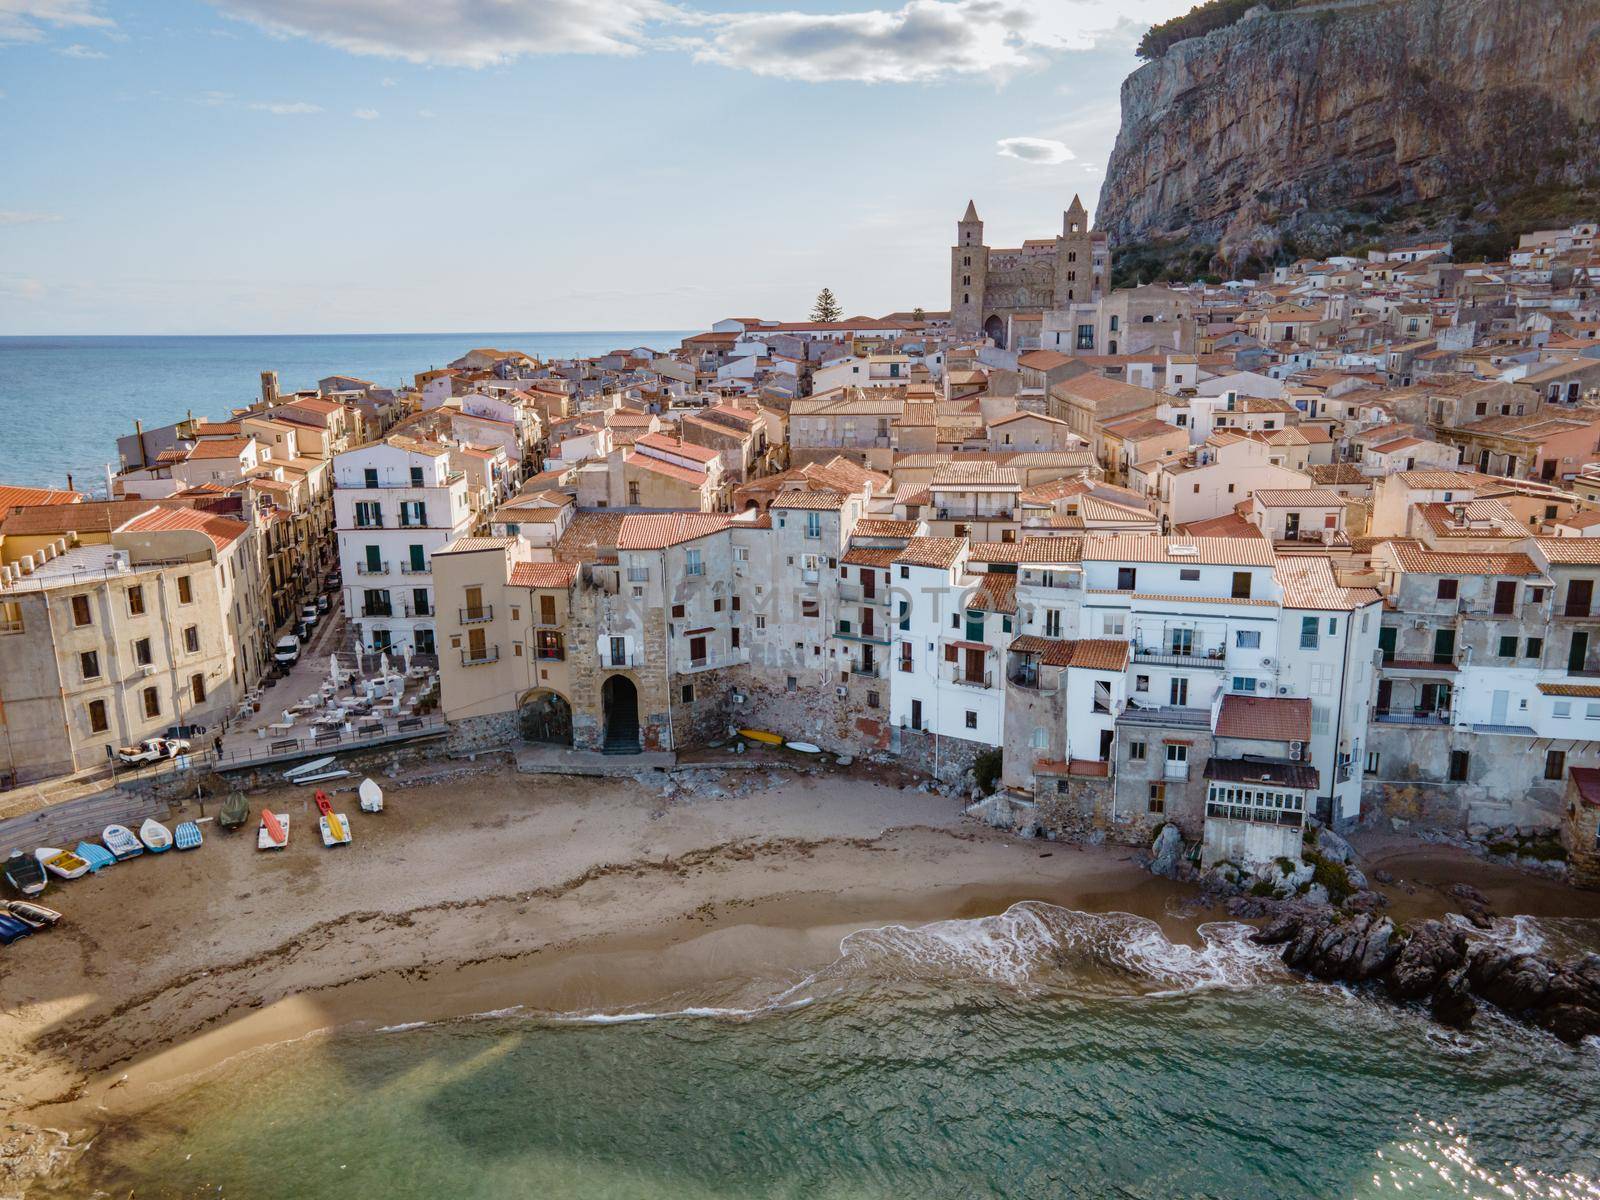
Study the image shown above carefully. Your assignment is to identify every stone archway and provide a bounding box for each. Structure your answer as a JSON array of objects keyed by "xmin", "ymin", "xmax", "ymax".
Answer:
[
  {"xmin": 518, "ymin": 688, "xmax": 573, "ymax": 746},
  {"xmin": 601, "ymin": 674, "xmax": 641, "ymax": 755},
  {"xmin": 983, "ymin": 314, "xmax": 1006, "ymax": 349}
]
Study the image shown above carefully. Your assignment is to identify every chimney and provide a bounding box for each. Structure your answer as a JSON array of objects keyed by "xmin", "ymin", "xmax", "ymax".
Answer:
[{"xmin": 65, "ymin": 472, "xmax": 74, "ymax": 493}]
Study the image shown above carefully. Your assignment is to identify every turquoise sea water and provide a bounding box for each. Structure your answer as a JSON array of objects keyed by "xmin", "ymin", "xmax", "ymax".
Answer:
[
  {"xmin": 47, "ymin": 905, "xmax": 1600, "ymax": 1199},
  {"xmin": 0, "ymin": 331, "xmax": 693, "ymax": 491}
]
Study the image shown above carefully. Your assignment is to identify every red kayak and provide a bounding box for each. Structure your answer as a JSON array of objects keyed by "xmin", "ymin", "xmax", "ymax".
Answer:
[{"xmin": 313, "ymin": 789, "xmax": 334, "ymax": 818}]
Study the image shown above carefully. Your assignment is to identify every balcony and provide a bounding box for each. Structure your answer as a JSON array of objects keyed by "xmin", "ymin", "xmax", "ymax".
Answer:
[
  {"xmin": 1559, "ymin": 606, "xmax": 1600, "ymax": 620},
  {"xmin": 356, "ymin": 561, "xmax": 390, "ymax": 577},
  {"xmin": 850, "ymin": 660, "xmax": 882, "ymax": 678},
  {"xmin": 1374, "ymin": 709, "xmax": 1451, "ymax": 726},
  {"xmin": 936, "ymin": 507, "xmax": 1013, "ymax": 521},
  {"xmin": 949, "ymin": 666, "xmax": 993, "ymax": 689},
  {"xmin": 353, "ymin": 519, "xmax": 385, "ymax": 529},
  {"xmin": 459, "ymin": 606, "xmax": 494, "ymax": 625},
  {"xmin": 400, "ymin": 561, "xmax": 431, "ymax": 576},
  {"xmin": 1205, "ymin": 801, "xmax": 1303, "ymax": 828},
  {"xmin": 836, "ymin": 621, "xmax": 892, "ymax": 646},
  {"xmin": 1007, "ymin": 668, "xmax": 1059, "ymax": 694},
  {"xmin": 604, "ymin": 651, "xmax": 641, "ymax": 669},
  {"xmin": 460, "ymin": 646, "xmax": 500, "ymax": 667},
  {"xmin": 1164, "ymin": 761, "xmax": 1191, "ymax": 781},
  {"xmin": 837, "ymin": 581, "xmax": 888, "ymax": 605},
  {"xmin": 360, "ymin": 603, "xmax": 393, "ymax": 619},
  {"xmin": 1130, "ymin": 645, "xmax": 1227, "ymax": 670}
]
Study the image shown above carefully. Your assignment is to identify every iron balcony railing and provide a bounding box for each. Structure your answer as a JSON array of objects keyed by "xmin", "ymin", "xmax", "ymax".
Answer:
[
  {"xmin": 950, "ymin": 666, "xmax": 993, "ymax": 689},
  {"xmin": 459, "ymin": 606, "xmax": 494, "ymax": 625},
  {"xmin": 1131, "ymin": 645, "xmax": 1227, "ymax": 669},
  {"xmin": 400, "ymin": 561, "xmax": 431, "ymax": 575},
  {"xmin": 461, "ymin": 646, "xmax": 500, "ymax": 666},
  {"xmin": 356, "ymin": 561, "xmax": 389, "ymax": 576},
  {"xmin": 1205, "ymin": 801, "xmax": 1303, "ymax": 828}
]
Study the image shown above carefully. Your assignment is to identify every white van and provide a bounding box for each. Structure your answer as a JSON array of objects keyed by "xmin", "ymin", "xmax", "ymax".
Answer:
[{"xmin": 273, "ymin": 634, "xmax": 301, "ymax": 667}]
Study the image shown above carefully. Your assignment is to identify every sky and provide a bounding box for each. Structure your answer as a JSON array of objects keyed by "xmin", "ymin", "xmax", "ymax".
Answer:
[{"xmin": 0, "ymin": 0, "xmax": 1195, "ymax": 335}]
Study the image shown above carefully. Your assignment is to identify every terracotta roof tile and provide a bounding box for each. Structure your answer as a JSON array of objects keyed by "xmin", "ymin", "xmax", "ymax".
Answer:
[
  {"xmin": 1215, "ymin": 695, "xmax": 1311, "ymax": 742},
  {"xmin": 508, "ymin": 561, "xmax": 579, "ymax": 588},
  {"xmin": 894, "ymin": 537, "xmax": 966, "ymax": 569},
  {"xmin": 617, "ymin": 512, "xmax": 737, "ymax": 550}
]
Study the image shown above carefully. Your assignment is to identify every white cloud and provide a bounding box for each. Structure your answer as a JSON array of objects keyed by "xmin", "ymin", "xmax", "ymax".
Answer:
[
  {"xmin": 379, "ymin": 75, "xmax": 396, "ymax": 86},
  {"xmin": 0, "ymin": 211, "xmax": 64, "ymax": 226},
  {"xmin": 353, "ymin": 106, "xmax": 378, "ymax": 119},
  {"xmin": 996, "ymin": 135, "xmax": 1074, "ymax": 165},
  {"xmin": 212, "ymin": 0, "xmax": 676, "ymax": 67},
  {"xmin": 0, "ymin": 0, "xmax": 113, "ymax": 45},
  {"xmin": 249, "ymin": 100, "xmax": 322, "ymax": 114},
  {"xmin": 58, "ymin": 40, "xmax": 107, "ymax": 57},
  {"xmin": 203, "ymin": 0, "xmax": 1201, "ymax": 81},
  {"xmin": 189, "ymin": 89, "xmax": 233, "ymax": 106},
  {"xmin": 416, "ymin": 107, "xmax": 435, "ymax": 118}
]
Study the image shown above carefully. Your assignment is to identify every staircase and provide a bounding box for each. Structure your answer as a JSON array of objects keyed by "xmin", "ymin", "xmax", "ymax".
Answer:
[{"xmin": 602, "ymin": 708, "xmax": 641, "ymax": 755}]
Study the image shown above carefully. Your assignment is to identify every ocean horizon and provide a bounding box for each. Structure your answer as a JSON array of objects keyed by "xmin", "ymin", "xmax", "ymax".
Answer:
[{"xmin": 0, "ymin": 330, "xmax": 696, "ymax": 493}]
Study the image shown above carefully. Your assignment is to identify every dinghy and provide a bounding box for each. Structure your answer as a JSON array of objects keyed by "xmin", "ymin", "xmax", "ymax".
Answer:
[
  {"xmin": 4, "ymin": 850, "xmax": 47, "ymax": 897},
  {"xmin": 283, "ymin": 755, "xmax": 336, "ymax": 780},
  {"xmin": 102, "ymin": 824, "xmax": 143, "ymax": 860},
  {"xmin": 313, "ymin": 790, "xmax": 352, "ymax": 848},
  {"xmin": 784, "ymin": 741, "xmax": 822, "ymax": 754},
  {"xmin": 6, "ymin": 900, "xmax": 62, "ymax": 928},
  {"xmin": 35, "ymin": 847, "xmax": 90, "ymax": 880},
  {"xmin": 219, "ymin": 790, "xmax": 249, "ymax": 830},
  {"xmin": 0, "ymin": 913, "xmax": 32, "ymax": 944},
  {"xmin": 174, "ymin": 821, "xmax": 203, "ymax": 851},
  {"xmin": 74, "ymin": 841, "xmax": 116, "ymax": 873},
  {"xmin": 257, "ymin": 810, "xmax": 289, "ymax": 851},
  {"xmin": 139, "ymin": 818, "xmax": 174, "ymax": 853},
  {"xmin": 358, "ymin": 778, "xmax": 384, "ymax": 813},
  {"xmin": 738, "ymin": 728, "xmax": 784, "ymax": 745}
]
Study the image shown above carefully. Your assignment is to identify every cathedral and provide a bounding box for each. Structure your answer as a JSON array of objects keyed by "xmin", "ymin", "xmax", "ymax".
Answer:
[{"xmin": 950, "ymin": 196, "xmax": 1110, "ymax": 348}]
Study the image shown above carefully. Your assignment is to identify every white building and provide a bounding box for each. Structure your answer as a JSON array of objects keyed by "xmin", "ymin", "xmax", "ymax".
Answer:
[{"xmin": 332, "ymin": 436, "xmax": 473, "ymax": 656}]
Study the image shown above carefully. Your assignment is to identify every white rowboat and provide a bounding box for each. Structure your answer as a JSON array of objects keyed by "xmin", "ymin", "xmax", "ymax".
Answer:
[
  {"xmin": 139, "ymin": 818, "xmax": 174, "ymax": 853},
  {"xmin": 284, "ymin": 756, "xmax": 336, "ymax": 779},
  {"xmin": 102, "ymin": 825, "xmax": 143, "ymax": 859},
  {"xmin": 359, "ymin": 778, "xmax": 384, "ymax": 813},
  {"xmin": 292, "ymin": 769, "xmax": 352, "ymax": 786},
  {"xmin": 34, "ymin": 847, "xmax": 90, "ymax": 880}
]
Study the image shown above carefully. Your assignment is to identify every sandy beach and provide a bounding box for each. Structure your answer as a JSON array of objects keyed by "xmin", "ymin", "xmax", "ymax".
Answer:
[{"xmin": 4, "ymin": 759, "xmax": 1600, "ymax": 1193}]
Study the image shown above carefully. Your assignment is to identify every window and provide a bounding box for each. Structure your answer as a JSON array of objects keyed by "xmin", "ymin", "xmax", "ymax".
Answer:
[
  {"xmin": 80, "ymin": 650, "xmax": 100, "ymax": 679},
  {"xmin": 177, "ymin": 575, "xmax": 193, "ymax": 604},
  {"xmin": 539, "ymin": 595, "xmax": 557, "ymax": 625},
  {"xmin": 1129, "ymin": 739, "xmax": 1146, "ymax": 761},
  {"xmin": 681, "ymin": 684, "xmax": 695, "ymax": 704},
  {"xmin": 133, "ymin": 637, "xmax": 152, "ymax": 666},
  {"xmin": 1179, "ymin": 568, "xmax": 1200, "ymax": 582},
  {"xmin": 1448, "ymin": 750, "xmax": 1469, "ymax": 782},
  {"xmin": 1364, "ymin": 751, "xmax": 1380, "ymax": 775},
  {"xmin": 71, "ymin": 594, "xmax": 92, "ymax": 626},
  {"xmin": 1300, "ymin": 616, "xmax": 1319, "ymax": 649},
  {"xmin": 1117, "ymin": 567, "xmax": 1136, "ymax": 591},
  {"xmin": 756, "ymin": 615, "xmax": 767, "ymax": 631},
  {"xmin": 805, "ymin": 512, "xmax": 821, "ymax": 539},
  {"xmin": 685, "ymin": 549, "xmax": 703, "ymax": 577},
  {"xmin": 965, "ymin": 710, "xmax": 977, "ymax": 730},
  {"xmin": 900, "ymin": 566, "xmax": 909, "ymax": 579},
  {"xmin": 671, "ymin": 604, "xmax": 686, "ymax": 619},
  {"xmin": 732, "ymin": 596, "xmax": 741, "ymax": 612},
  {"xmin": 400, "ymin": 501, "xmax": 428, "ymax": 527},
  {"xmin": 1231, "ymin": 571, "xmax": 1252, "ymax": 600},
  {"xmin": 1526, "ymin": 638, "xmax": 1544, "ymax": 658},
  {"xmin": 1135, "ymin": 674, "xmax": 1149, "ymax": 692},
  {"xmin": 1170, "ymin": 677, "xmax": 1188, "ymax": 705},
  {"xmin": 536, "ymin": 631, "xmax": 564, "ymax": 660},
  {"xmin": 184, "ymin": 625, "xmax": 200, "ymax": 654},
  {"xmin": 1555, "ymin": 701, "xmax": 1573, "ymax": 718},
  {"xmin": 142, "ymin": 686, "xmax": 160, "ymax": 718},
  {"xmin": 899, "ymin": 642, "xmax": 913, "ymax": 672},
  {"xmin": 1148, "ymin": 783, "xmax": 1166, "ymax": 814},
  {"xmin": 628, "ymin": 482, "xmax": 641, "ymax": 506},
  {"xmin": 1100, "ymin": 613, "xmax": 1124, "ymax": 637},
  {"xmin": 88, "ymin": 699, "xmax": 109, "ymax": 733},
  {"xmin": 1235, "ymin": 629, "xmax": 1261, "ymax": 649},
  {"xmin": 128, "ymin": 585, "xmax": 145, "ymax": 616},
  {"xmin": 1232, "ymin": 676, "xmax": 1257, "ymax": 693},
  {"xmin": 1499, "ymin": 635, "xmax": 1518, "ymax": 658},
  {"xmin": 410, "ymin": 466, "xmax": 424, "ymax": 487},
  {"xmin": 355, "ymin": 501, "xmax": 382, "ymax": 528},
  {"xmin": 364, "ymin": 467, "xmax": 379, "ymax": 488},
  {"xmin": 1437, "ymin": 579, "xmax": 1458, "ymax": 600},
  {"xmin": 1545, "ymin": 749, "xmax": 1567, "ymax": 781},
  {"xmin": 191, "ymin": 673, "xmax": 206, "ymax": 704},
  {"xmin": 801, "ymin": 599, "xmax": 819, "ymax": 618}
]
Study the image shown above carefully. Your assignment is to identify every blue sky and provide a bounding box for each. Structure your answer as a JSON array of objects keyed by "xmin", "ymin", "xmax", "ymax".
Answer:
[{"xmin": 0, "ymin": 0, "xmax": 1192, "ymax": 335}]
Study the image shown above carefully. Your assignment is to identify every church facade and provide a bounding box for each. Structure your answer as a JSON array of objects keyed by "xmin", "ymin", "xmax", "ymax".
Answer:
[{"xmin": 950, "ymin": 196, "xmax": 1110, "ymax": 349}]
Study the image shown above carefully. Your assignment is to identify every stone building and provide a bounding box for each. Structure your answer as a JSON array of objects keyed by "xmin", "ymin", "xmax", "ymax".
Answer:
[{"xmin": 951, "ymin": 196, "xmax": 1109, "ymax": 348}]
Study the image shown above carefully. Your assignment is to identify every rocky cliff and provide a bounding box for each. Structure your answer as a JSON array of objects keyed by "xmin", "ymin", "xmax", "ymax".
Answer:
[{"xmin": 1097, "ymin": 0, "xmax": 1600, "ymax": 272}]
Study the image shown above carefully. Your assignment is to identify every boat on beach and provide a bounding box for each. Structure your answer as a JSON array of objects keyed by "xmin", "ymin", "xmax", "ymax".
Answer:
[
  {"xmin": 739, "ymin": 728, "xmax": 784, "ymax": 745},
  {"xmin": 313, "ymin": 790, "xmax": 352, "ymax": 847},
  {"xmin": 5, "ymin": 900, "xmax": 61, "ymax": 928},
  {"xmin": 174, "ymin": 821, "xmax": 204, "ymax": 850},
  {"xmin": 284, "ymin": 756, "xmax": 336, "ymax": 781},
  {"xmin": 359, "ymin": 778, "xmax": 383, "ymax": 813},
  {"xmin": 4, "ymin": 851, "xmax": 48, "ymax": 897},
  {"xmin": 785, "ymin": 741, "xmax": 822, "ymax": 754},
  {"xmin": 258, "ymin": 810, "xmax": 289, "ymax": 851},
  {"xmin": 0, "ymin": 912, "xmax": 32, "ymax": 943},
  {"xmin": 293, "ymin": 769, "xmax": 351, "ymax": 785},
  {"xmin": 74, "ymin": 841, "xmax": 116, "ymax": 873},
  {"xmin": 139, "ymin": 818, "xmax": 174, "ymax": 853},
  {"xmin": 34, "ymin": 847, "xmax": 90, "ymax": 880},
  {"xmin": 102, "ymin": 825, "xmax": 143, "ymax": 860},
  {"xmin": 219, "ymin": 791, "xmax": 249, "ymax": 830}
]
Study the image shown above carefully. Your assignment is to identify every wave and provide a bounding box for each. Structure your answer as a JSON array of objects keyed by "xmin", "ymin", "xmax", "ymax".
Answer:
[{"xmin": 1446, "ymin": 913, "xmax": 1547, "ymax": 955}]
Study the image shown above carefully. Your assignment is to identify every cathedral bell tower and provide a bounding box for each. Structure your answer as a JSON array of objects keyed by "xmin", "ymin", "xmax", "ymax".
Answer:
[
  {"xmin": 1055, "ymin": 194, "xmax": 1097, "ymax": 306},
  {"xmin": 951, "ymin": 199, "xmax": 988, "ymax": 338}
]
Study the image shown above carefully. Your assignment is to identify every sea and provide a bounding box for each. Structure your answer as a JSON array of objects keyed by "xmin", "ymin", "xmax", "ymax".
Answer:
[
  {"xmin": 44, "ymin": 904, "xmax": 1600, "ymax": 1199},
  {"xmin": 0, "ymin": 332, "xmax": 694, "ymax": 493}
]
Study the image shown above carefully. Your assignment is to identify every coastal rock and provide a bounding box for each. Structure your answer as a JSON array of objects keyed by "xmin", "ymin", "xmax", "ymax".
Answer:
[
  {"xmin": 1373, "ymin": 869, "xmax": 1395, "ymax": 885},
  {"xmin": 1345, "ymin": 867, "xmax": 1368, "ymax": 892},
  {"xmin": 1386, "ymin": 921, "xmax": 1467, "ymax": 1001},
  {"xmin": 1430, "ymin": 964, "xmax": 1477, "ymax": 1029},
  {"xmin": 1303, "ymin": 882, "xmax": 1330, "ymax": 907},
  {"xmin": 1253, "ymin": 909, "xmax": 1396, "ymax": 984},
  {"xmin": 1314, "ymin": 828, "xmax": 1355, "ymax": 865},
  {"xmin": 1149, "ymin": 824, "xmax": 1184, "ymax": 879}
]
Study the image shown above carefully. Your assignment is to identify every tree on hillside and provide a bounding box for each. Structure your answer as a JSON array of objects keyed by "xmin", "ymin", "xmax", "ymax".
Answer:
[
  {"xmin": 810, "ymin": 288, "xmax": 842, "ymax": 322},
  {"xmin": 912, "ymin": 306, "xmax": 925, "ymax": 321}
]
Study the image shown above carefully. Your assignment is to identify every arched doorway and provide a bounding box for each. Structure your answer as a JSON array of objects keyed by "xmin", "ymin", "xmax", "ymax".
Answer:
[
  {"xmin": 518, "ymin": 688, "xmax": 573, "ymax": 746},
  {"xmin": 983, "ymin": 314, "xmax": 1006, "ymax": 349},
  {"xmin": 601, "ymin": 674, "xmax": 640, "ymax": 755}
]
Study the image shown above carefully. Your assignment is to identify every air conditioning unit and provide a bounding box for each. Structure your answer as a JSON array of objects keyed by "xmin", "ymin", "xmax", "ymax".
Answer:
[
  {"xmin": 730, "ymin": 691, "xmax": 746, "ymax": 705},
  {"xmin": 1279, "ymin": 685, "xmax": 1290, "ymax": 694},
  {"xmin": 141, "ymin": 665, "xmax": 157, "ymax": 677},
  {"xmin": 1290, "ymin": 740, "xmax": 1303, "ymax": 761},
  {"xmin": 836, "ymin": 686, "xmax": 847, "ymax": 698},
  {"xmin": 1260, "ymin": 656, "xmax": 1273, "ymax": 667}
]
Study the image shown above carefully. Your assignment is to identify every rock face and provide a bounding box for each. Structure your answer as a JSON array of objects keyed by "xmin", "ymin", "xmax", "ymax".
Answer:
[
  {"xmin": 1097, "ymin": 0, "xmax": 1600, "ymax": 265},
  {"xmin": 1149, "ymin": 823, "xmax": 1184, "ymax": 878}
]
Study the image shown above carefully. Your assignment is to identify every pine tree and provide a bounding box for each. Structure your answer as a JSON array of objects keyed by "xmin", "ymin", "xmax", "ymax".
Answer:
[
  {"xmin": 912, "ymin": 306, "xmax": 925, "ymax": 321},
  {"xmin": 810, "ymin": 287, "xmax": 842, "ymax": 323}
]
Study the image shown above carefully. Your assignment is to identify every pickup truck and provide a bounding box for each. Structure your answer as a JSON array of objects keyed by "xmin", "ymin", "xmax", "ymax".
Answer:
[{"xmin": 116, "ymin": 737, "xmax": 191, "ymax": 765}]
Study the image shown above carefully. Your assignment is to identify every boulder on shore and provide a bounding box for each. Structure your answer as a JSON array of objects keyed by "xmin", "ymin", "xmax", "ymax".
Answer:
[{"xmin": 1149, "ymin": 824, "xmax": 1184, "ymax": 879}]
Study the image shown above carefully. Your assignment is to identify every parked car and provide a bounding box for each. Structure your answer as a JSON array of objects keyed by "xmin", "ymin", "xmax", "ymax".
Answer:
[
  {"xmin": 301, "ymin": 604, "xmax": 319, "ymax": 627},
  {"xmin": 273, "ymin": 634, "xmax": 301, "ymax": 667},
  {"xmin": 316, "ymin": 594, "xmax": 331, "ymax": 613},
  {"xmin": 116, "ymin": 737, "xmax": 190, "ymax": 765}
]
